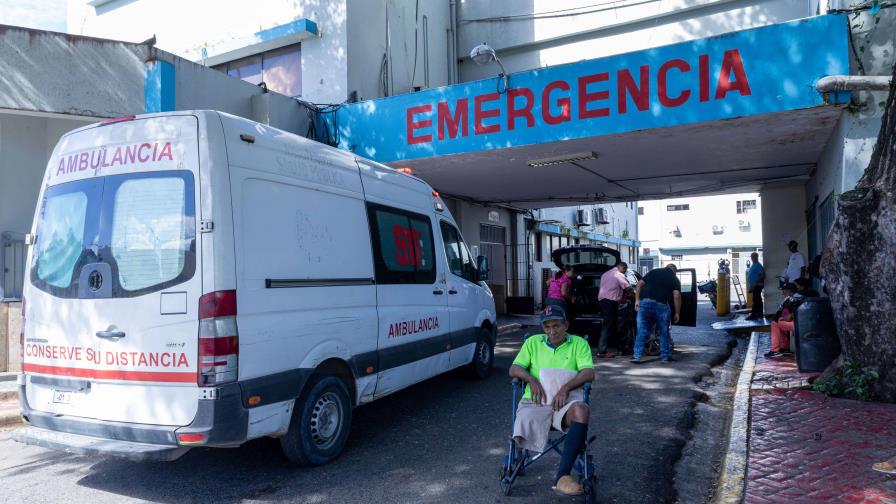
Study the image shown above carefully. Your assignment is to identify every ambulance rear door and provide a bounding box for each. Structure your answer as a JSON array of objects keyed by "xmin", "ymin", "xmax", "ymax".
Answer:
[{"xmin": 23, "ymin": 114, "xmax": 203, "ymax": 426}]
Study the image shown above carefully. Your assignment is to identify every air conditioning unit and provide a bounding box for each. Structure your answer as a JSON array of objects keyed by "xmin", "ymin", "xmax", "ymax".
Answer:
[
  {"xmin": 738, "ymin": 219, "xmax": 751, "ymax": 229},
  {"xmin": 594, "ymin": 207, "xmax": 609, "ymax": 224},
  {"xmin": 575, "ymin": 209, "xmax": 592, "ymax": 226},
  {"xmin": 712, "ymin": 225, "xmax": 724, "ymax": 235}
]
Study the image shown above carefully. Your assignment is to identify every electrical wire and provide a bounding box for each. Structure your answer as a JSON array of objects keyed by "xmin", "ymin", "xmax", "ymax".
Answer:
[{"xmin": 460, "ymin": 0, "xmax": 661, "ymax": 23}]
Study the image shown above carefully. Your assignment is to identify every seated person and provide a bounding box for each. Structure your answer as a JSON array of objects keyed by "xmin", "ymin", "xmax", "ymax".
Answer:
[
  {"xmin": 766, "ymin": 283, "xmax": 802, "ymax": 358},
  {"xmin": 510, "ymin": 305, "xmax": 595, "ymax": 496},
  {"xmin": 794, "ymin": 277, "xmax": 820, "ymax": 298}
]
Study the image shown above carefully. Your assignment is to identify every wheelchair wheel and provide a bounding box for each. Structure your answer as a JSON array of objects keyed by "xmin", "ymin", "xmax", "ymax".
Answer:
[
  {"xmin": 582, "ymin": 475, "xmax": 597, "ymax": 503},
  {"xmin": 500, "ymin": 477, "xmax": 512, "ymax": 496},
  {"xmin": 645, "ymin": 336, "xmax": 660, "ymax": 357}
]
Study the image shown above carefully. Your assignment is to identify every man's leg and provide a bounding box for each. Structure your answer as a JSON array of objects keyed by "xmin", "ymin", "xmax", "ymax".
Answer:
[
  {"xmin": 632, "ymin": 302, "xmax": 654, "ymax": 360},
  {"xmin": 598, "ymin": 299, "xmax": 616, "ymax": 354},
  {"xmin": 554, "ymin": 403, "xmax": 590, "ymax": 493},
  {"xmin": 750, "ymin": 285, "xmax": 764, "ymax": 317},
  {"xmin": 657, "ymin": 303, "xmax": 672, "ymax": 360}
]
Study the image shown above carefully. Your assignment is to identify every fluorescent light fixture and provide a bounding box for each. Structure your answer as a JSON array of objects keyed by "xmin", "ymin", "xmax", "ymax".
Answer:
[{"xmin": 526, "ymin": 152, "xmax": 598, "ymax": 167}]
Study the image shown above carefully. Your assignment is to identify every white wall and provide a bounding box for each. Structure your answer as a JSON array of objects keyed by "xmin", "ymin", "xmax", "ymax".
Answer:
[
  {"xmin": 70, "ymin": 0, "xmax": 351, "ymax": 103},
  {"xmin": 456, "ymin": 0, "xmax": 814, "ymax": 82},
  {"xmin": 638, "ymin": 193, "xmax": 763, "ymax": 250},
  {"xmin": 760, "ymin": 184, "xmax": 806, "ymax": 308},
  {"xmin": 0, "ymin": 113, "xmax": 92, "ymax": 236},
  {"xmin": 346, "ymin": 0, "xmax": 450, "ymax": 101},
  {"xmin": 805, "ymin": 6, "xmax": 896, "ymax": 258}
]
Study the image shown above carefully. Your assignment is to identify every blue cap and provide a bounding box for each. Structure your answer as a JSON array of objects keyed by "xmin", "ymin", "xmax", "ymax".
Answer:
[{"xmin": 541, "ymin": 305, "xmax": 567, "ymax": 322}]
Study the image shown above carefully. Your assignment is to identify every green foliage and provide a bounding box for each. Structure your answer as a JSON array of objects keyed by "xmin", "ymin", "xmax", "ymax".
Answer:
[{"xmin": 811, "ymin": 360, "xmax": 880, "ymax": 401}]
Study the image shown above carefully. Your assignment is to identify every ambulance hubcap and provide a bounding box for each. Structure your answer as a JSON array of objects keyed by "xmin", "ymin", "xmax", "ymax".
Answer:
[
  {"xmin": 310, "ymin": 392, "xmax": 342, "ymax": 449},
  {"xmin": 478, "ymin": 340, "xmax": 491, "ymax": 365}
]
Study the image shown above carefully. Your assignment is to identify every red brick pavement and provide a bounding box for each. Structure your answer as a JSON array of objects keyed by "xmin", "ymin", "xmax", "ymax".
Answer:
[{"xmin": 745, "ymin": 334, "xmax": 896, "ymax": 504}]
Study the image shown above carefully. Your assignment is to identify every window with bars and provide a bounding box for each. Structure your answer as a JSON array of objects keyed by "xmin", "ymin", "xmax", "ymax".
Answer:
[
  {"xmin": 736, "ymin": 199, "xmax": 757, "ymax": 214},
  {"xmin": 819, "ymin": 192, "xmax": 837, "ymax": 243},
  {"xmin": 666, "ymin": 204, "xmax": 690, "ymax": 211},
  {"xmin": 638, "ymin": 206, "xmax": 644, "ymax": 215},
  {"xmin": 671, "ymin": 254, "xmax": 683, "ymax": 261}
]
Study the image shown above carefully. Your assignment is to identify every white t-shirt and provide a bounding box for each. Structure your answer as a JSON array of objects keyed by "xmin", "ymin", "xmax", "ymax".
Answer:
[{"xmin": 783, "ymin": 252, "xmax": 805, "ymax": 282}]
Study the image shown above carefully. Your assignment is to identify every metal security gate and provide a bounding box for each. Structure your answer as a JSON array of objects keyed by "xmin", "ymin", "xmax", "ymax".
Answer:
[
  {"xmin": 1, "ymin": 232, "xmax": 26, "ymax": 300},
  {"xmin": 480, "ymin": 224, "xmax": 507, "ymax": 314}
]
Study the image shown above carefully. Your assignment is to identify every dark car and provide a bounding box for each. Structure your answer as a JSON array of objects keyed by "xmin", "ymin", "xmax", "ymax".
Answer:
[
  {"xmin": 551, "ymin": 245, "xmax": 628, "ymax": 348},
  {"xmin": 551, "ymin": 245, "xmax": 698, "ymax": 353}
]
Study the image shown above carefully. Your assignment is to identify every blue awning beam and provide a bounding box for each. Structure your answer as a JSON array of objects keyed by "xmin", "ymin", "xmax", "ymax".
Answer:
[{"xmin": 535, "ymin": 222, "xmax": 640, "ymax": 248}]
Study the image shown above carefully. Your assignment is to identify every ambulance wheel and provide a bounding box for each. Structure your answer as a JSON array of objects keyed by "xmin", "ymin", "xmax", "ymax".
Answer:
[
  {"xmin": 280, "ymin": 375, "xmax": 352, "ymax": 466},
  {"xmin": 468, "ymin": 329, "xmax": 494, "ymax": 379}
]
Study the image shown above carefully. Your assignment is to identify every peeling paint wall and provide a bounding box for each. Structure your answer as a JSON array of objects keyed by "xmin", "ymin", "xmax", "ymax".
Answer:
[{"xmin": 0, "ymin": 26, "xmax": 148, "ymax": 117}]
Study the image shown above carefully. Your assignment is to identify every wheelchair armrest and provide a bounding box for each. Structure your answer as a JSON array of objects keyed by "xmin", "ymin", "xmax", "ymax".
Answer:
[
  {"xmin": 583, "ymin": 381, "xmax": 592, "ymax": 396},
  {"xmin": 511, "ymin": 377, "xmax": 521, "ymax": 386}
]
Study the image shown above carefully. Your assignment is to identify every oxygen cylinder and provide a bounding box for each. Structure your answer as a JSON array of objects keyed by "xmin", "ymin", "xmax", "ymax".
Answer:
[{"xmin": 716, "ymin": 259, "xmax": 730, "ymax": 316}]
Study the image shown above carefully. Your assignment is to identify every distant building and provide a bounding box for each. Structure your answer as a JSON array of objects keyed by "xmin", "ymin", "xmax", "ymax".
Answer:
[{"xmin": 639, "ymin": 193, "xmax": 762, "ymax": 302}]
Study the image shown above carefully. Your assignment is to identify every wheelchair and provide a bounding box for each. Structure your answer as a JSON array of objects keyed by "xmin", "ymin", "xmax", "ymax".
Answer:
[{"xmin": 499, "ymin": 377, "xmax": 597, "ymax": 501}]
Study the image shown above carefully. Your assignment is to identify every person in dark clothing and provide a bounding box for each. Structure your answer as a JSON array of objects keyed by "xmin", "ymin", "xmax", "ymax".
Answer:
[
  {"xmin": 631, "ymin": 264, "xmax": 681, "ymax": 363},
  {"xmin": 794, "ymin": 277, "xmax": 820, "ymax": 298},
  {"xmin": 746, "ymin": 252, "xmax": 765, "ymax": 320}
]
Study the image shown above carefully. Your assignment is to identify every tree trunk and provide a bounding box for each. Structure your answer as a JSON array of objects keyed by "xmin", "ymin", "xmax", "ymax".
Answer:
[{"xmin": 821, "ymin": 64, "xmax": 896, "ymax": 402}]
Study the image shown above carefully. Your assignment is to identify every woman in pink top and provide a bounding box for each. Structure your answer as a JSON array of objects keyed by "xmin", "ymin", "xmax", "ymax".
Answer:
[{"xmin": 546, "ymin": 265, "xmax": 574, "ymax": 310}]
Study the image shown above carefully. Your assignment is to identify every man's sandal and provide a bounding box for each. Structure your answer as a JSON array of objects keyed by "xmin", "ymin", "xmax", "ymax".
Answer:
[
  {"xmin": 872, "ymin": 460, "xmax": 896, "ymax": 474},
  {"xmin": 552, "ymin": 475, "xmax": 584, "ymax": 496}
]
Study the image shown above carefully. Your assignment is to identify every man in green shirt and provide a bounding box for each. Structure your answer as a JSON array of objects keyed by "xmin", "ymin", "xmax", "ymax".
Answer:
[{"xmin": 510, "ymin": 304, "xmax": 595, "ymax": 496}]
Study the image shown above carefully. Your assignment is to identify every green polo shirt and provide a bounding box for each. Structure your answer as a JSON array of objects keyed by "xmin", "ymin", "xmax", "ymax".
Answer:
[{"xmin": 512, "ymin": 333, "xmax": 594, "ymax": 400}]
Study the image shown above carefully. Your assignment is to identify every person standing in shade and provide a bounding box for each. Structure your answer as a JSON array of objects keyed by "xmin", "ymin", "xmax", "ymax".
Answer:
[
  {"xmin": 781, "ymin": 240, "xmax": 806, "ymax": 284},
  {"xmin": 546, "ymin": 265, "xmax": 574, "ymax": 310},
  {"xmin": 597, "ymin": 261, "xmax": 632, "ymax": 357},
  {"xmin": 746, "ymin": 252, "xmax": 766, "ymax": 320},
  {"xmin": 631, "ymin": 264, "xmax": 681, "ymax": 364}
]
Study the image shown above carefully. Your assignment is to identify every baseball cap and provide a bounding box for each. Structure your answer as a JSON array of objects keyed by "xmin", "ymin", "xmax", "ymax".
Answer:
[{"xmin": 541, "ymin": 305, "xmax": 567, "ymax": 322}]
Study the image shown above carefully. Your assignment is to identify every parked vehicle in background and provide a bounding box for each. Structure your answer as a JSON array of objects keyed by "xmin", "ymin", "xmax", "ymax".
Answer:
[
  {"xmin": 550, "ymin": 245, "xmax": 698, "ymax": 353},
  {"xmin": 14, "ymin": 111, "xmax": 497, "ymax": 465}
]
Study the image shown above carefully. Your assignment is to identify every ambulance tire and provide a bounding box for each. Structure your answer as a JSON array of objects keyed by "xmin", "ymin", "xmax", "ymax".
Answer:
[
  {"xmin": 468, "ymin": 329, "xmax": 494, "ymax": 379},
  {"xmin": 280, "ymin": 375, "xmax": 352, "ymax": 466}
]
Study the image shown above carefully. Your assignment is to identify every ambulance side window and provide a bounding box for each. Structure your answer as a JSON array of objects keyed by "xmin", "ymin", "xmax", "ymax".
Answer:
[
  {"xmin": 367, "ymin": 204, "xmax": 436, "ymax": 285},
  {"xmin": 439, "ymin": 221, "xmax": 477, "ymax": 283}
]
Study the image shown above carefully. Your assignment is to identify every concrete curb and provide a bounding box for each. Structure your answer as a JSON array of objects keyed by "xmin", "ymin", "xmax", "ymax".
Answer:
[
  {"xmin": 714, "ymin": 331, "xmax": 759, "ymax": 504},
  {"xmin": 0, "ymin": 407, "xmax": 22, "ymax": 427},
  {"xmin": 497, "ymin": 323, "xmax": 522, "ymax": 335}
]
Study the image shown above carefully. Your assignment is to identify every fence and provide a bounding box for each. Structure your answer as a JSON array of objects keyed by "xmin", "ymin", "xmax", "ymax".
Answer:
[{"xmin": 1, "ymin": 232, "xmax": 26, "ymax": 301}]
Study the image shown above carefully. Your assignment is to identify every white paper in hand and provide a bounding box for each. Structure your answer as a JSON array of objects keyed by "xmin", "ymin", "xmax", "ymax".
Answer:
[{"xmin": 538, "ymin": 368, "xmax": 577, "ymax": 405}]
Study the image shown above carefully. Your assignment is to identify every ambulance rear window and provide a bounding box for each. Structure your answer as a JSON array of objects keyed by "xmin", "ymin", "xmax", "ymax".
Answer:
[
  {"xmin": 110, "ymin": 177, "xmax": 187, "ymax": 291},
  {"xmin": 30, "ymin": 171, "xmax": 195, "ymax": 298}
]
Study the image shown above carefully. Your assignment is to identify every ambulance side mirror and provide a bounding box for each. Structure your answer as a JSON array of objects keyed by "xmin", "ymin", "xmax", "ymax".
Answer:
[{"xmin": 477, "ymin": 255, "xmax": 489, "ymax": 282}]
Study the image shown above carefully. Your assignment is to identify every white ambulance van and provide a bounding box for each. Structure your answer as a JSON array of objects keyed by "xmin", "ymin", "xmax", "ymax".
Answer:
[{"xmin": 14, "ymin": 111, "xmax": 497, "ymax": 465}]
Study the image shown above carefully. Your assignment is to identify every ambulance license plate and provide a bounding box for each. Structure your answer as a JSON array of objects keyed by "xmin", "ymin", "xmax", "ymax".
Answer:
[{"xmin": 52, "ymin": 390, "xmax": 72, "ymax": 404}]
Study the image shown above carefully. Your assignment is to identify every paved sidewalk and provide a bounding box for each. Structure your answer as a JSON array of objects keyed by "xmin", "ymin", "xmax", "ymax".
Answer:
[{"xmin": 744, "ymin": 333, "xmax": 896, "ymax": 504}]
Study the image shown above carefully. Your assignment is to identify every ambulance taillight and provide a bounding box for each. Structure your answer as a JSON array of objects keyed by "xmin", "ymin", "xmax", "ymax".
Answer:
[{"xmin": 197, "ymin": 290, "xmax": 238, "ymax": 386}]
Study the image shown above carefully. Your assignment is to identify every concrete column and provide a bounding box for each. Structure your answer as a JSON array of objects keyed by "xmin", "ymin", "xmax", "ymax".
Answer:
[
  {"xmin": 760, "ymin": 184, "xmax": 807, "ymax": 310},
  {"xmin": 144, "ymin": 60, "xmax": 176, "ymax": 113}
]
